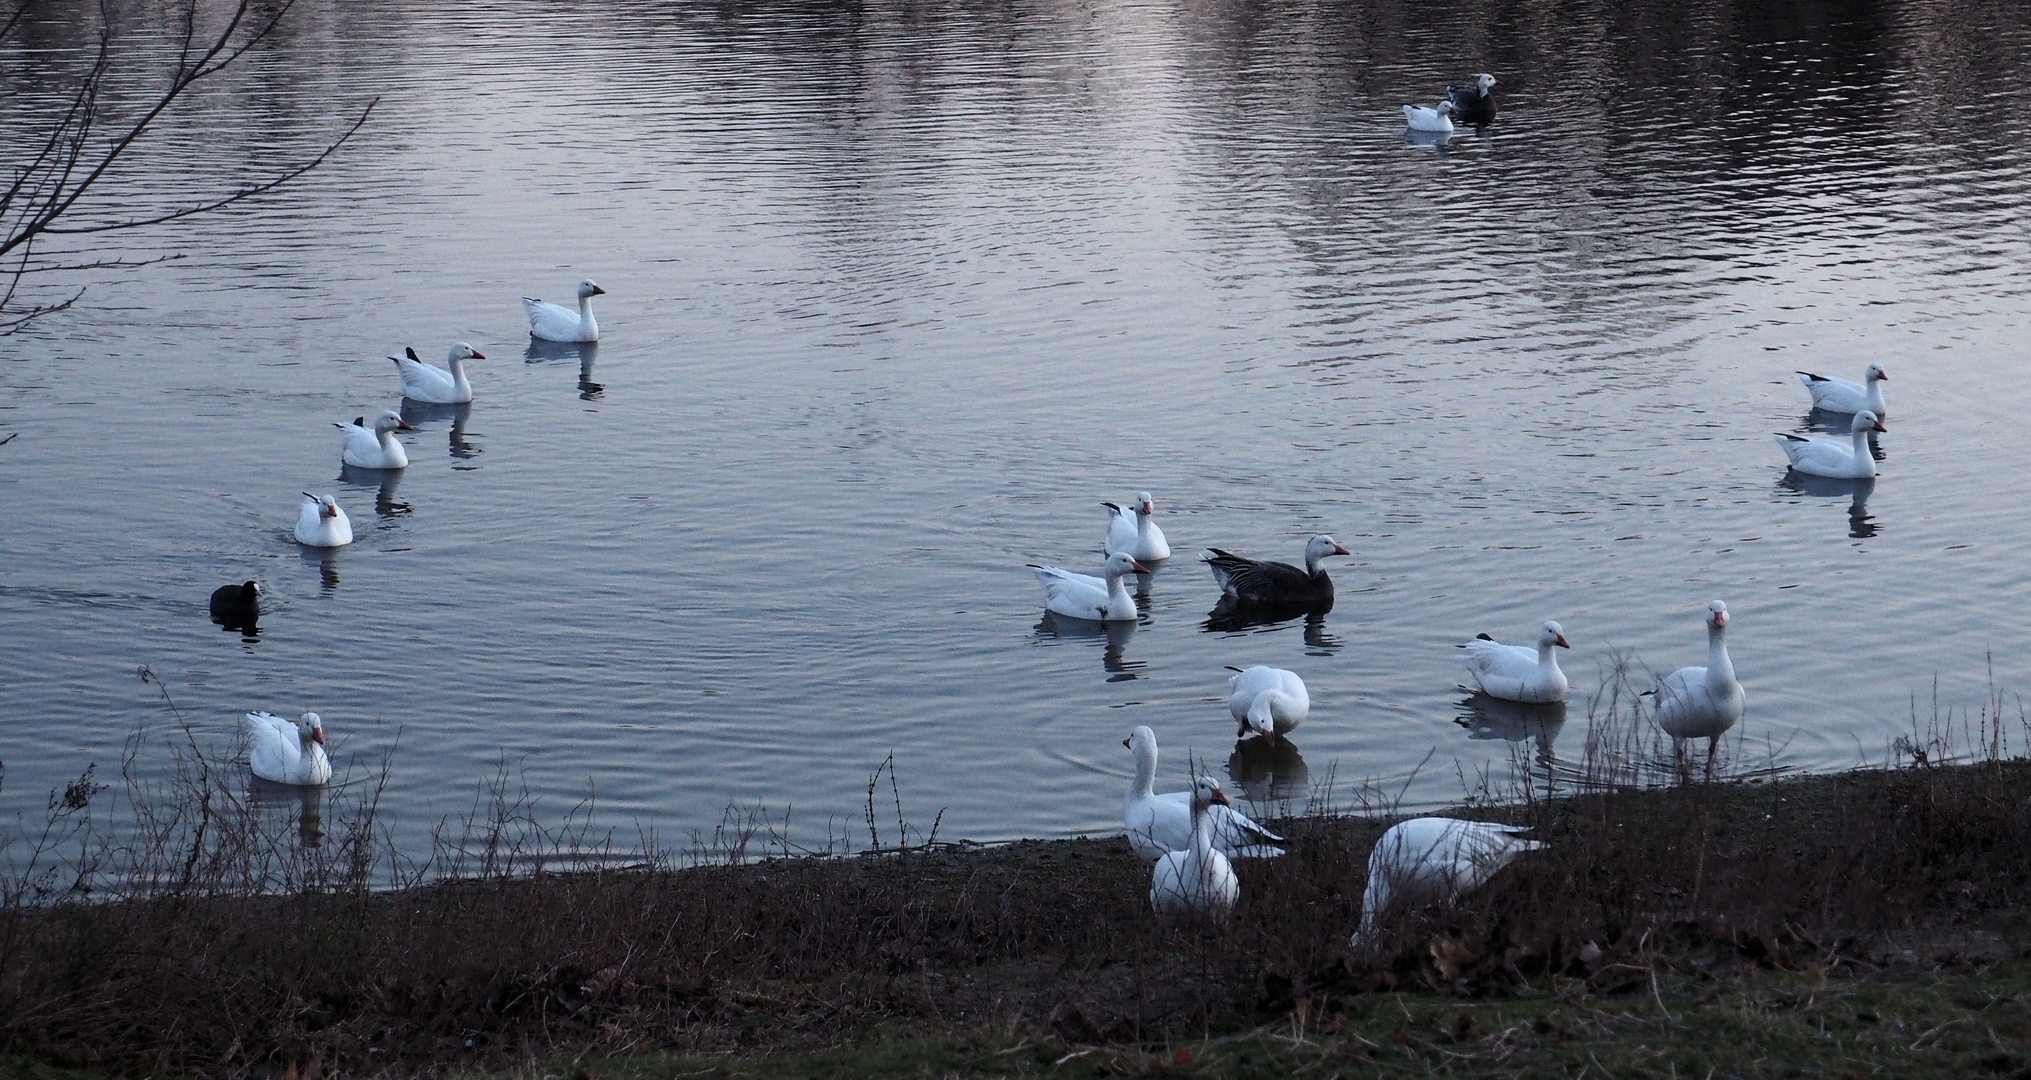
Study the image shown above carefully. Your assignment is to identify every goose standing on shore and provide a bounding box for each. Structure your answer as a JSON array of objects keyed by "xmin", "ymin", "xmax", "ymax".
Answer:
[
  {"xmin": 337, "ymin": 411, "xmax": 412, "ymax": 470},
  {"xmin": 1031, "ymin": 551, "xmax": 1149, "ymax": 622},
  {"xmin": 1457, "ymin": 620, "xmax": 1570, "ymax": 703},
  {"xmin": 1446, "ymin": 73, "xmax": 1499, "ymax": 124},
  {"xmin": 294, "ymin": 493, "xmax": 352, "ymax": 548},
  {"xmin": 1225, "ymin": 665, "xmax": 1308, "ymax": 746},
  {"xmin": 1649, "ymin": 600, "xmax": 1744, "ymax": 771},
  {"xmin": 1351, "ymin": 817, "xmax": 1543, "ymax": 945},
  {"xmin": 246, "ymin": 711, "xmax": 332, "ymax": 786},
  {"xmin": 1204, "ymin": 535, "xmax": 1349, "ymax": 610},
  {"xmin": 1775, "ymin": 410, "xmax": 1885, "ymax": 479},
  {"xmin": 1104, "ymin": 492, "xmax": 1171, "ymax": 562},
  {"xmin": 523, "ymin": 279, "xmax": 605, "ymax": 342},
  {"xmin": 1403, "ymin": 100, "xmax": 1457, "ymax": 133},
  {"xmin": 1122, "ymin": 726, "xmax": 1284, "ymax": 862},
  {"xmin": 1150, "ymin": 775, "xmax": 1241, "ymax": 921},
  {"xmin": 1796, "ymin": 364, "xmax": 1887, "ymax": 417},
  {"xmin": 393, "ymin": 343, "xmax": 485, "ymax": 404}
]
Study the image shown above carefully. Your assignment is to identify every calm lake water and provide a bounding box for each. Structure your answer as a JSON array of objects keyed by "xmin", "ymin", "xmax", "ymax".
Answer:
[{"xmin": 5, "ymin": 0, "xmax": 2031, "ymax": 856}]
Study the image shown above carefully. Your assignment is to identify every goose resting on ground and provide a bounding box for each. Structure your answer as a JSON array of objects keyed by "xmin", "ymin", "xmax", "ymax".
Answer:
[
  {"xmin": 1649, "ymin": 600, "xmax": 1744, "ymax": 771},
  {"xmin": 1796, "ymin": 364, "xmax": 1887, "ymax": 417},
  {"xmin": 1225, "ymin": 665, "xmax": 1308, "ymax": 746},
  {"xmin": 337, "ymin": 410, "xmax": 413, "ymax": 470},
  {"xmin": 1204, "ymin": 535, "xmax": 1349, "ymax": 610},
  {"xmin": 393, "ymin": 342, "xmax": 485, "ymax": 404},
  {"xmin": 1150, "ymin": 775, "xmax": 1241, "ymax": 921},
  {"xmin": 294, "ymin": 493, "xmax": 352, "ymax": 548},
  {"xmin": 1122, "ymin": 725, "xmax": 1284, "ymax": 862},
  {"xmin": 1350, "ymin": 817, "xmax": 1543, "ymax": 945},
  {"xmin": 1457, "ymin": 620, "xmax": 1570, "ymax": 703},
  {"xmin": 1031, "ymin": 551, "xmax": 1149, "ymax": 622},
  {"xmin": 1775, "ymin": 410, "xmax": 1884, "ymax": 479},
  {"xmin": 1104, "ymin": 492, "xmax": 1172, "ymax": 562},
  {"xmin": 245, "ymin": 710, "xmax": 332, "ymax": 786},
  {"xmin": 523, "ymin": 279, "xmax": 605, "ymax": 342},
  {"xmin": 1446, "ymin": 73, "xmax": 1498, "ymax": 124}
]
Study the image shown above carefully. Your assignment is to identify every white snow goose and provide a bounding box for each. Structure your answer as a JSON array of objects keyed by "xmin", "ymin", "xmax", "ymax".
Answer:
[
  {"xmin": 1403, "ymin": 100, "xmax": 1457, "ymax": 133},
  {"xmin": 337, "ymin": 410, "xmax": 413, "ymax": 470},
  {"xmin": 1122, "ymin": 726, "xmax": 1284, "ymax": 862},
  {"xmin": 1204, "ymin": 535, "xmax": 1348, "ymax": 610},
  {"xmin": 1031, "ymin": 551, "xmax": 1149, "ymax": 622},
  {"xmin": 294, "ymin": 493, "xmax": 352, "ymax": 548},
  {"xmin": 1775, "ymin": 410, "xmax": 1884, "ymax": 479},
  {"xmin": 1104, "ymin": 492, "xmax": 1172, "ymax": 562},
  {"xmin": 1150, "ymin": 775, "xmax": 1241, "ymax": 921},
  {"xmin": 1796, "ymin": 364, "xmax": 1887, "ymax": 416},
  {"xmin": 245, "ymin": 710, "xmax": 333, "ymax": 786},
  {"xmin": 393, "ymin": 342, "xmax": 485, "ymax": 404},
  {"xmin": 1350, "ymin": 817, "xmax": 1544, "ymax": 945},
  {"xmin": 1457, "ymin": 620, "xmax": 1570, "ymax": 703},
  {"xmin": 1225, "ymin": 665, "xmax": 1308, "ymax": 746},
  {"xmin": 523, "ymin": 279, "xmax": 605, "ymax": 342},
  {"xmin": 1649, "ymin": 600, "xmax": 1745, "ymax": 770}
]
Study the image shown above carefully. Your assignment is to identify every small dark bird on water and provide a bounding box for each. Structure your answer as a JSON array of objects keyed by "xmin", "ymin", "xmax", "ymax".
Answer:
[
  {"xmin": 1446, "ymin": 73, "xmax": 1499, "ymax": 125},
  {"xmin": 210, "ymin": 580, "xmax": 262, "ymax": 622}
]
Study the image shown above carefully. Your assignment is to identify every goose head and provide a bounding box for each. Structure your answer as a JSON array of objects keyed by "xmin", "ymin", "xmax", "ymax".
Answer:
[
  {"xmin": 578, "ymin": 279, "xmax": 606, "ymax": 300},
  {"xmin": 1473, "ymin": 73, "xmax": 1497, "ymax": 94},
  {"xmin": 1864, "ymin": 363, "xmax": 1887, "ymax": 384},
  {"xmin": 1135, "ymin": 491, "xmax": 1156, "ymax": 517},
  {"xmin": 1706, "ymin": 599, "xmax": 1729, "ymax": 632},
  {"xmin": 1538, "ymin": 620, "xmax": 1570, "ymax": 650},
  {"xmin": 1103, "ymin": 551, "xmax": 1153, "ymax": 579},
  {"xmin": 1304, "ymin": 535, "xmax": 1351, "ymax": 571},
  {"xmin": 448, "ymin": 341, "xmax": 486, "ymax": 362},
  {"xmin": 297, "ymin": 711, "xmax": 326, "ymax": 746},
  {"xmin": 370, "ymin": 409, "xmax": 414, "ymax": 435},
  {"xmin": 303, "ymin": 492, "xmax": 343, "ymax": 519},
  {"xmin": 1850, "ymin": 409, "xmax": 1886, "ymax": 434},
  {"xmin": 1190, "ymin": 775, "xmax": 1234, "ymax": 811}
]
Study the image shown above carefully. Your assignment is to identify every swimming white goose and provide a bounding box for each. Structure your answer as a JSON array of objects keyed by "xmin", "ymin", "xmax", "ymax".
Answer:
[
  {"xmin": 1457, "ymin": 620, "xmax": 1570, "ymax": 703},
  {"xmin": 1150, "ymin": 775, "xmax": 1241, "ymax": 921},
  {"xmin": 1774, "ymin": 410, "xmax": 1884, "ymax": 479},
  {"xmin": 1204, "ymin": 535, "xmax": 1349, "ymax": 610},
  {"xmin": 393, "ymin": 342, "xmax": 485, "ymax": 404},
  {"xmin": 523, "ymin": 279, "xmax": 605, "ymax": 342},
  {"xmin": 1350, "ymin": 817, "xmax": 1544, "ymax": 945},
  {"xmin": 294, "ymin": 492, "xmax": 352, "ymax": 547},
  {"xmin": 245, "ymin": 710, "xmax": 333, "ymax": 786},
  {"xmin": 1649, "ymin": 600, "xmax": 1744, "ymax": 767},
  {"xmin": 1104, "ymin": 492, "xmax": 1172, "ymax": 562},
  {"xmin": 1122, "ymin": 726, "xmax": 1284, "ymax": 862},
  {"xmin": 337, "ymin": 410, "xmax": 413, "ymax": 470},
  {"xmin": 1031, "ymin": 551, "xmax": 1149, "ymax": 622},
  {"xmin": 1403, "ymin": 100, "xmax": 1457, "ymax": 133},
  {"xmin": 1446, "ymin": 73, "xmax": 1499, "ymax": 124},
  {"xmin": 1225, "ymin": 665, "xmax": 1308, "ymax": 746},
  {"xmin": 1796, "ymin": 364, "xmax": 1887, "ymax": 416}
]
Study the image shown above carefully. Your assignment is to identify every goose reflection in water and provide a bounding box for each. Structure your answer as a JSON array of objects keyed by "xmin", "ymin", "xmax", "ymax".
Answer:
[
  {"xmin": 1227, "ymin": 736, "xmax": 1309, "ymax": 804},
  {"xmin": 1033, "ymin": 612, "xmax": 1144, "ymax": 680},
  {"xmin": 525, "ymin": 338, "xmax": 602, "ymax": 398},
  {"xmin": 340, "ymin": 463, "xmax": 410, "ymax": 517},
  {"xmin": 1201, "ymin": 599, "xmax": 1341, "ymax": 654},
  {"xmin": 1801, "ymin": 410, "xmax": 1886, "ymax": 461},
  {"xmin": 299, "ymin": 545, "xmax": 341, "ymax": 594},
  {"xmin": 1403, "ymin": 127, "xmax": 1457, "ymax": 154},
  {"xmin": 1455, "ymin": 693, "xmax": 1567, "ymax": 764},
  {"xmin": 400, "ymin": 399, "xmax": 481, "ymax": 461},
  {"xmin": 249, "ymin": 776, "xmax": 325, "ymax": 847},
  {"xmin": 1777, "ymin": 472, "xmax": 1878, "ymax": 539}
]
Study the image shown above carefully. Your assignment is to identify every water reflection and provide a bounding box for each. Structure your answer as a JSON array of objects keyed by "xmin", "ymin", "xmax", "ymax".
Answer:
[
  {"xmin": 211, "ymin": 609, "xmax": 261, "ymax": 642},
  {"xmin": 1454, "ymin": 693, "xmax": 1566, "ymax": 765},
  {"xmin": 1403, "ymin": 127, "xmax": 1457, "ymax": 154},
  {"xmin": 1777, "ymin": 473, "xmax": 1878, "ymax": 539},
  {"xmin": 1201, "ymin": 599, "xmax": 1341, "ymax": 654},
  {"xmin": 400, "ymin": 399, "xmax": 481, "ymax": 461},
  {"xmin": 299, "ymin": 546, "xmax": 341, "ymax": 594},
  {"xmin": 525, "ymin": 339, "xmax": 602, "ymax": 398},
  {"xmin": 1226, "ymin": 736, "xmax": 1308, "ymax": 804},
  {"xmin": 1033, "ymin": 613, "xmax": 1143, "ymax": 680},
  {"xmin": 248, "ymin": 777, "xmax": 325, "ymax": 847},
  {"xmin": 340, "ymin": 463, "xmax": 410, "ymax": 517}
]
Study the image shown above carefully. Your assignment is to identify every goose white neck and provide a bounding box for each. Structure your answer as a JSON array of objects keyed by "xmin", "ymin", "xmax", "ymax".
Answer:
[
  {"xmin": 1537, "ymin": 640, "xmax": 1564, "ymax": 670},
  {"xmin": 1189, "ymin": 795, "xmax": 1216, "ymax": 862},
  {"xmin": 578, "ymin": 294, "xmax": 599, "ymax": 339},
  {"xmin": 1107, "ymin": 571, "xmax": 1134, "ymax": 611},
  {"xmin": 1706, "ymin": 623, "xmax": 1735, "ymax": 688},
  {"xmin": 1247, "ymin": 691, "xmax": 1287, "ymax": 731},
  {"xmin": 1131, "ymin": 740, "xmax": 1157, "ymax": 798}
]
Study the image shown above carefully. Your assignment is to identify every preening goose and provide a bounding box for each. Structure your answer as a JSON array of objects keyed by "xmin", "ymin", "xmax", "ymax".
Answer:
[
  {"xmin": 294, "ymin": 493, "xmax": 352, "ymax": 548},
  {"xmin": 393, "ymin": 342, "xmax": 485, "ymax": 404},
  {"xmin": 1351, "ymin": 817, "xmax": 1543, "ymax": 945},
  {"xmin": 1225, "ymin": 665, "xmax": 1308, "ymax": 746},
  {"xmin": 523, "ymin": 279, "xmax": 605, "ymax": 342},
  {"xmin": 1457, "ymin": 620, "xmax": 1570, "ymax": 703},
  {"xmin": 1122, "ymin": 726, "xmax": 1284, "ymax": 862},
  {"xmin": 1649, "ymin": 600, "xmax": 1745, "ymax": 769},
  {"xmin": 1445, "ymin": 73, "xmax": 1499, "ymax": 124},
  {"xmin": 1775, "ymin": 410, "xmax": 1884, "ymax": 479},
  {"xmin": 1031, "ymin": 551, "xmax": 1149, "ymax": 622},
  {"xmin": 1150, "ymin": 775, "xmax": 1241, "ymax": 921},
  {"xmin": 337, "ymin": 410, "xmax": 413, "ymax": 470},
  {"xmin": 246, "ymin": 710, "xmax": 333, "ymax": 786},
  {"xmin": 1796, "ymin": 364, "xmax": 1887, "ymax": 417},
  {"xmin": 1204, "ymin": 535, "xmax": 1349, "ymax": 610},
  {"xmin": 1104, "ymin": 492, "xmax": 1172, "ymax": 562}
]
